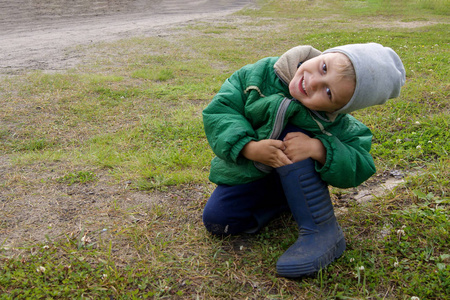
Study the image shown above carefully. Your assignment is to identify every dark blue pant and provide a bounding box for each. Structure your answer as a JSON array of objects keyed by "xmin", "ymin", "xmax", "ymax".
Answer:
[
  {"xmin": 202, "ymin": 172, "xmax": 288, "ymax": 235},
  {"xmin": 203, "ymin": 125, "xmax": 309, "ymax": 235}
]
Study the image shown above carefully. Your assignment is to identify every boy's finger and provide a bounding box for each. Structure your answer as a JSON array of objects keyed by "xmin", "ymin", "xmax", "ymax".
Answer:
[
  {"xmin": 278, "ymin": 150, "xmax": 293, "ymax": 165},
  {"xmin": 272, "ymin": 140, "xmax": 286, "ymax": 150},
  {"xmin": 283, "ymin": 132, "xmax": 304, "ymax": 141}
]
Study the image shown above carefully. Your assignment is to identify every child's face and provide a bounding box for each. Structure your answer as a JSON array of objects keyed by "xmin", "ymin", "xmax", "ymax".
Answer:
[{"xmin": 289, "ymin": 53, "xmax": 355, "ymax": 113}]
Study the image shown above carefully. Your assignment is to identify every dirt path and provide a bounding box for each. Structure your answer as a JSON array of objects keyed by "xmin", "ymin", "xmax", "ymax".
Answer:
[{"xmin": 0, "ymin": 0, "xmax": 253, "ymax": 74}]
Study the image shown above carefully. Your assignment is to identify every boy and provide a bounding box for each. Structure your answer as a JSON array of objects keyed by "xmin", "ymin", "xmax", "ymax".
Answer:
[{"xmin": 202, "ymin": 43, "xmax": 405, "ymax": 277}]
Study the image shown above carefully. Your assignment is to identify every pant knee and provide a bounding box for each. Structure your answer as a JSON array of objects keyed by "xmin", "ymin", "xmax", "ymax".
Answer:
[
  {"xmin": 202, "ymin": 208, "xmax": 231, "ymax": 235},
  {"xmin": 202, "ymin": 206, "xmax": 257, "ymax": 236}
]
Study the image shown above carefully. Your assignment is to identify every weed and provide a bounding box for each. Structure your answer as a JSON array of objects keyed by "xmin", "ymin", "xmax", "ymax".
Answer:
[{"xmin": 56, "ymin": 171, "xmax": 97, "ymax": 185}]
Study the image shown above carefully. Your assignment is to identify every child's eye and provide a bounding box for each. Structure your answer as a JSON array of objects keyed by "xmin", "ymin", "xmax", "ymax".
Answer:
[
  {"xmin": 326, "ymin": 88, "xmax": 332, "ymax": 99},
  {"xmin": 322, "ymin": 63, "xmax": 327, "ymax": 74}
]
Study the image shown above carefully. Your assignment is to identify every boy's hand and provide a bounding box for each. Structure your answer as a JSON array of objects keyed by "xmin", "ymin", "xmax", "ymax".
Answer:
[
  {"xmin": 283, "ymin": 132, "xmax": 326, "ymax": 165},
  {"xmin": 241, "ymin": 140, "xmax": 293, "ymax": 168}
]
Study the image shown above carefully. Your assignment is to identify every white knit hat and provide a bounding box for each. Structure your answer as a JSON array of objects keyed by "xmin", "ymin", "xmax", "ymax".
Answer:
[{"xmin": 323, "ymin": 43, "xmax": 406, "ymax": 114}]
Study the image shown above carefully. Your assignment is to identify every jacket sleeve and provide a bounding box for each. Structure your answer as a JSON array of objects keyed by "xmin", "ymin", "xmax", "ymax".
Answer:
[
  {"xmin": 202, "ymin": 66, "xmax": 256, "ymax": 164},
  {"xmin": 314, "ymin": 116, "xmax": 376, "ymax": 188}
]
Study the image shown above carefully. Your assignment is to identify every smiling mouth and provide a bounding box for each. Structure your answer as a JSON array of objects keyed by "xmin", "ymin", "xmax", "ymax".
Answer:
[{"xmin": 299, "ymin": 76, "xmax": 307, "ymax": 95}]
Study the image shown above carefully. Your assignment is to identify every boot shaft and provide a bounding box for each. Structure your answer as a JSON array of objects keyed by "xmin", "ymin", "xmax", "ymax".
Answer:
[
  {"xmin": 276, "ymin": 159, "xmax": 334, "ymax": 227},
  {"xmin": 299, "ymin": 169, "xmax": 334, "ymax": 224}
]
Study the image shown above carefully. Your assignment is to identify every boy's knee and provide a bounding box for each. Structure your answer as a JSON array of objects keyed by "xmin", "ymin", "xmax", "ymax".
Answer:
[
  {"xmin": 202, "ymin": 209, "xmax": 231, "ymax": 235},
  {"xmin": 204, "ymin": 221, "xmax": 231, "ymax": 236},
  {"xmin": 202, "ymin": 208, "xmax": 258, "ymax": 236}
]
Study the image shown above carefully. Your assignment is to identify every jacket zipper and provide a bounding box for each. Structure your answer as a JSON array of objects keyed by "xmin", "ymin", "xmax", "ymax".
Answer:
[{"xmin": 254, "ymin": 97, "xmax": 292, "ymax": 173}]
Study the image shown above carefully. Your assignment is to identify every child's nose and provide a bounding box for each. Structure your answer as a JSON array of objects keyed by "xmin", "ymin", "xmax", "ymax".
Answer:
[{"xmin": 309, "ymin": 74, "xmax": 324, "ymax": 91}]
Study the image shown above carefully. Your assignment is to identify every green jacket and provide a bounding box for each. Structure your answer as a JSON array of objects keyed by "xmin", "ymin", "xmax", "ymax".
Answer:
[{"xmin": 203, "ymin": 46, "xmax": 376, "ymax": 188}]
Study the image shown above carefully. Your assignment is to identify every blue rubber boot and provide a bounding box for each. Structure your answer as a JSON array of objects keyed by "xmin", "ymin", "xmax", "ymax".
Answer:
[{"xmin": 276, "ymin": 159, "xmax": 346, "ymax": 277}]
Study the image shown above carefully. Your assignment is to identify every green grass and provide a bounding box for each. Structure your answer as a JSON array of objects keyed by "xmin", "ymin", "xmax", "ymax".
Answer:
[
  {"xmin": 56, "ymin": 171, "xmax": 97, "ymax": 185},
  {"xmin": 0, "ymin": 0, "xmax": 449, "ymax": 298}
]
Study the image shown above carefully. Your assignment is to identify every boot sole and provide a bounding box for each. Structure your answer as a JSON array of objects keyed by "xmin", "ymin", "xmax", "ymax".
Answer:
[{"xmin": 276, "ymin": 237, "xmax": 346, "ymax": 278}]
